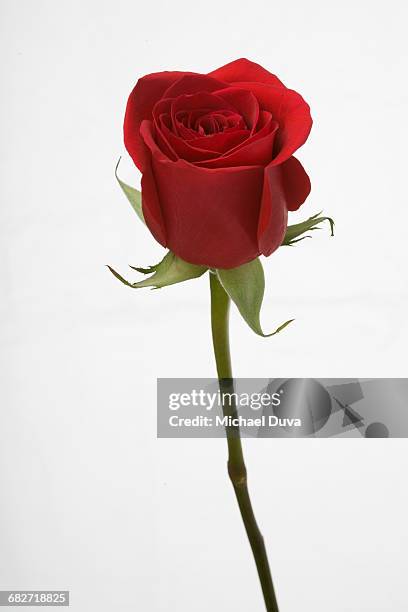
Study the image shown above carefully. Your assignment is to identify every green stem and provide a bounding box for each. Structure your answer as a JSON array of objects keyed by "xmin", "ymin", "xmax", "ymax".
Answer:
[{"xmin": 210, "ymin": 272, "xmax": 280, "ymax": 612}]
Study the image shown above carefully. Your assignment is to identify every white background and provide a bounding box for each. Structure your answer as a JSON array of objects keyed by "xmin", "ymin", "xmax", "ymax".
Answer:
[{"xmin": 1, "ymin": 1, "xmax": 408, "ymax": 610}]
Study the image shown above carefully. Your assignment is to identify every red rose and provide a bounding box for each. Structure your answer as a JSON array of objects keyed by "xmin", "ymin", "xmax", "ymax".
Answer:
[{"xmin": 124, "ymin": 58, "xmax": 312, "ymax": 269}]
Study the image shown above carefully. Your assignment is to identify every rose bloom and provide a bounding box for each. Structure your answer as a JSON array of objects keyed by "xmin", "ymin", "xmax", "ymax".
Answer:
[{"xmin": 124, "ymin": 58, "xmax": 312, "ymax": 269}]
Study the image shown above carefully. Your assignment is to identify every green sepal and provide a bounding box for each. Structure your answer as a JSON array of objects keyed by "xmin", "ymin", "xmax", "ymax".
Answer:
[
  {"xmin": 115, "ymin": 158, "xmax": 145, "ymax": 224},
  {"xmin": 108, "ymin": 251, "xmax": 207, "ymax": 289},
  {"xmin": 128, "ymin": 263, "xmax": 161, "ymax": 274},
  {"xmin": 283, "ymin": 212, "xmax": 334, "ymax": 246},
  {"xmin": 216, "ymin": 259, "xmax": 294, "ymax": 337}
]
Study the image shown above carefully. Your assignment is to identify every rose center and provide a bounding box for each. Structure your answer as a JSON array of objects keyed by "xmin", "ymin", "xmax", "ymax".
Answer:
[{"xmin": 176, "ymin": 109, "xmax": 246, "ymax": 137}]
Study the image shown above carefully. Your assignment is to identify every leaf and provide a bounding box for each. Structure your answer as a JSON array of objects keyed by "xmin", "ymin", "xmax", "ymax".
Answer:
[
  {"xmin": 115, "ymin": 158, "xmax": 145, "ymax": 224},
  {"xmin": 108, "ymin": 251, "xmax": 207, "ymax": 289},
  {"xmin": 216, "ymin": 259, "xmax": 294, "ymax": 337},
  {"xmin": 283, "ymin": 212, "xmax": 334, "ymax": 246}
]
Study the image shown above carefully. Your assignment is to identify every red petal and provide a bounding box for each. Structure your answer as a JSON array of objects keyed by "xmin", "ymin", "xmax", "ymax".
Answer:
[
  {"xmin": 218, "ymin": 111, "xmax": 273, "ymax": 158},
  {"xmin": 153, "ymin": 92, "xmax": 256, "ymax": 161},
  {"xmin": 138, "ymin": 121, "xmax": 168, "ymax": 246},
  {"xmin": 186, "ymin": 129, "xmax": 250, "ymax": 153},
  {"xmin": 234, "ymin": 82, "xmax": 312, "ymax": 164},
  {"xmin": 169, "ymin": 91, "xmax": 236, "ymax": 134},
  {"xmin": 281, "ymin": 157, "xmax": 311, "ymax": 211},
  {"xmin": 162, "ymin": 74, "xmax": 227, "ymax": 99},
  {"xmin": 214, "ymin": 87, "xmax": 260, "ymax": 131},
  {"xmin": 124, "ymin": 71, "xmax": 187, "ymax": 171},
  {"xmin": 141, "ymin": 121, "xmax": 263, "ymax": 268},
  {"xmin": 209, "ymin": 58, "xmax": 285, "ymax": 89},
  {"xmin": 257, "ymin": 165, "xmax": 288, "ymax": 257},
  {"xmin": 196, "ymin": 121, "xmax": 278, "ymax": 169},
  {"xmin": 157, "ymin": 120, "xmax": 222, "ymax": 161}
]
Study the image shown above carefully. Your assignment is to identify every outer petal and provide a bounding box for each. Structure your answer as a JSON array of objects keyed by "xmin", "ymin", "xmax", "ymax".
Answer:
[
  {"xmin": 138, "ymin": 122, "xmax": 168, "ymax": 246},
  {"xmin": 162, "ymin": 74, "xmax": 228, "ymax": 99},
  {"xmin": 234, "ymin": 82, "xmax": 312, "ymax": 165},
  {"xmin": 280, "ymin": 156, "xmax": 311, "ymax": 211},
  {"xmin": 209, "ymin": 58, "xmax": 285, "ymax": 89},
  {"xmin": 124, "ymin": 71, "xmax": 188, "ymax": 171},
  {"xmin": 141, "ymin": 123, "xmax": 263, "ymax": 268},
  {"xmin": 257, "ymin": 156, "xmax": 311, "ymax": 256},
  {"xmin": 257, "ymin": 165, "xmax": 288, "ymax": 257}
]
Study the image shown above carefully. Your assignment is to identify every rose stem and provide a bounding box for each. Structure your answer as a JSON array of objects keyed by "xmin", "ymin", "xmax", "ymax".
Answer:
[{"xmin": 210, "ymin": 272, "xmax": 280, "ymax": 612}]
